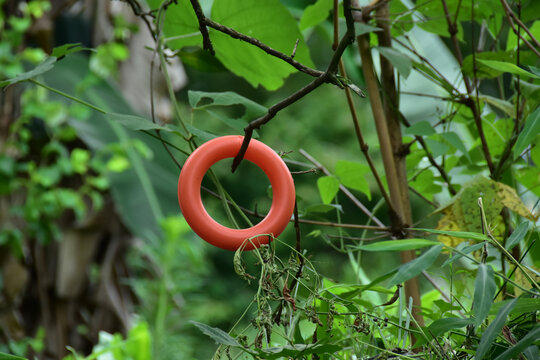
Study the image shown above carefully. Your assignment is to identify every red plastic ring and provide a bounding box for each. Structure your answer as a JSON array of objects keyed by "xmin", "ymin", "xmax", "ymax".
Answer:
[{"xmin": 178, "ymin": 136, "xmax": 295, "ymax": 251}]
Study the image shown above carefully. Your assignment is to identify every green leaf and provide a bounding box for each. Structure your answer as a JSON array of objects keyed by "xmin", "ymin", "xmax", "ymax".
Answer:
[
  {"xmin": 477, "ymin": 59, "xmax": 540, "ymax": 79},
  {"xmin": 404, "ymin": 121, "xmax": 435, "ymax": 136},
  {"xmin": 304, "ymin": 203, "xmax": 342, "ymax": 214},
  {"xmin": 190, "ymin": 321, "xmax": 241, "ymax": 347},
  {"xmin": 106, "ymin": 113, "xmax": 171, "ymax": 132},
  {"xmin": 462, "ymin": 51, "xmax": 516, "ymax": 79},
  {"xmin": 70, "ymin": 148, "xmax": 90, "ymax": 174},
  {"xmin": 474, "ymin": 264, "xmax": 496, "ymax": 327},
  {"xmin": 442, "ymin": 242, "xmax": 485, "ymax": 267},
  {"xmin": 146, "ymin": 0, "xmax": 201, "ymax": 50},
  {"xmin": 413, "ymin": 228, "xmax": 489, "ymax": 241},
  {"xmin": 489, "ymin": 298, "xmax": 540, "ymax": 316},
  {"xmin": 51, "ymin": 43, "xmax": 89, "ymax": 58},
  {"xmin": 211, "ymin": 0, "xmax": 313, "ymax": 90},
  {"xmin": 514, "ymin": 106, "xmax": 540, "ymax": 158},
  {"xmin": 388, "ymin": 244, "xmax": 443, "ymax": 286},
  {"xmin": 375, "ymin": 46, "xmax": 412, "ymax": 78},
  {"xmin": 476, "ymin": 298, "xmax": 517, "ymax": 360},
  {"xmin": 494, "ymin": 326, "xmax": 540, "ymax": 360},
  {"xmin": 188, "ymin": 91, "xmax": 267, "ymax": 132},
  {"xmin": 299, "ymin": 0, "xmax": 333, "ymax": 30},
  {"xmin": 425, "ymin": 138, "xmax": 450, "ymax": 158},
  {"xmin": 317, "ymin": 176, "xmax": 340, "ymax": 204},
  {"xmin": 125, "ymin": 322, "xmax": 152, "ymax": 360},
  {"xmin": 255, "ymin": 344, "xmax": 341, "ymax": 359},
  {"xmin": 480, "ymin": 95, "xmax": 515, "ymax": 118},
  {"xmin": 0, "ymin": 353, "xmax": 27, "ymax": 360},
  {"xmin": 506, "ymin": 222, "xmax": 529, "ymax": 251},
  {"xmin": 356, "ymin": 239, "xmax": 439, "ymax": 252},
  {"xmin": 524, "ymin": 346, "xmax": 539, "ymax": 360},
  {"xmin": 426, "ymin": 317, "xmax": 474, "ymax": 339},
  {"xmin": 335, "ymin": 160, "xmax": 371, "ymax": 200},
  {"xmin": 441, "ymin": 131, "xmax": 471, "ymax": 161},
  {"xmin": 0, "ymin": 56, "xmax": 56, "ymax": 87},
  {"xmin": 355, "ymin": 23, "xmax": 382, "ymax": 36}
]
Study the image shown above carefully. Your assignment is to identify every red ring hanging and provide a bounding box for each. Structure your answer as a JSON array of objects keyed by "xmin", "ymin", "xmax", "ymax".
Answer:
[{"xmin": 178, "ymin": 136, "xmax": 295, "ymax": 251}]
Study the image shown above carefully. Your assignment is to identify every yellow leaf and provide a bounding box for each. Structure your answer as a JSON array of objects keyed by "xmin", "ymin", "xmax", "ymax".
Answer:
[{"xmin": 495, "ymin": 181, "xmax": 538, "ymax": 221}]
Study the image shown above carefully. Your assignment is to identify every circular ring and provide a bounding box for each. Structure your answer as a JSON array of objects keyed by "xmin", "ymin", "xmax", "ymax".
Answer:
[{"xmin": 178, "ymin": 136, "xmax": 295, "ymax": 251}]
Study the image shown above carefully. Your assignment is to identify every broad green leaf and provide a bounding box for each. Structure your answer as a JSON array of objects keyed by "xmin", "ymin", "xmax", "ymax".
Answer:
[
  {"xmin": 188, "ymin": 91, "xmax": 267, "ymax": 132},
  {"xmin": 425, "ymin": 138, "xmax": 450, "ymax": 158},
  {"xmin": 524, "ymin": 346, "xmax": 539, "ymax": 360},
  {"xmin": 51, "ymin": 43, "xmax": 89, "ymax": 58},
  {"xmin": 506, "ymin": 222, "xmax": 529, "ymax": 251},
  {"xmin": 494, "ymin": 326, "xmax": 540, "ymax": 360},
  {"xmin": 388, "ymin": 244, "xmax": 443, "ymax": 286},
  {"xmin": 489, "ymin": 298, "xmax": 540, "ymax": 316},
  {"xmin": 356, "ymin": 239, "xmax": 439, "ymax": 252},
  {"xmin": 427, "ymin": 317, "xmax": 474, "ymax": 338},
  {"xmin": 413, "ymin": 228, "xmax": 489, "ymax": 241},
  {"xmin": 514, "ymin": 107, "xmax": 540, "ymax": 158},
  {"xmin": 211, "ymin": 0, "xmax": 313, "ymax": 90},
  {"xmin": 477, "ymin": 59, "xmax": 540, "ymax": 79},
  {"xmin": 317, "ymin": 176, "xmax": 340, "ymax": 204},
  {"xmin": 530, "ymin": 66, "xmax": 540, "ymax": 77},
  {"xmin": 106, "ymin": 113, "xmax": 170, "ymax": 132},
  {"xmin": 441, "ymin": 131, "xmax": 471, "ymax": 161},
  {"xmin": 475, "ymin": 298, "xmax": 517, "ymax": 360},
  {"xmin": 299, "ymin": 0, "xmax": 333, "ymax": 30},
  {"xmin": 335, "ymin": 160, "xmax": 371, "ymax": 200},
  {"xmin": 462, "ymin": 51, "xmax": 516, "ymax": 79},
  {"xmin": 147, "ymin": 0, "xmax": 201, "ymax": 50},
  {"xmin": 255, "ymin": 343, "xmax": 341, "ymax": 359},
  {"xmin": 442, "ymin": 242, "xmax": 485, "ymax": 267},
  {"xmin": 375, "ymin": 46, "xmax": 412, "ymax": 79},
  {"xmin": 409, "ymin": 170, "xmax": 441, "ymax": 202},
  {"xmin": 480, "ymin": 95, "xmax": 515, "ymax": 118},
  {"xmin": 404, "ymin": 121, "xmax": 435, "ymax": 136},
  {"xmin": 190, "ymin": 321, "xmax": 241, "ymax": 346},
  {"xmin": 474, "ymin": 264, "xmax": 496, "ymax": 327},
  {"xmin": 0, "ymin": 56, "xmax": 56, "ymax": 87},
  {"xmin": 0, "ymin": 353, "xmax": 27, "ymax": 360},
  {"xmin": 355, "ymin": 23, "xmax": 382, "ymax": 36}
]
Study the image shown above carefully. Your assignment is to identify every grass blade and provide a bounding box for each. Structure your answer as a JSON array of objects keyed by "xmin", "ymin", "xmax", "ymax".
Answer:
[
  {"xmin": 474, "ymin": 264, "xmax": 496, "ymax": 327},
  {"xmin": 475, "ymin": 298, "xmax": 517, "ymax": 359}
]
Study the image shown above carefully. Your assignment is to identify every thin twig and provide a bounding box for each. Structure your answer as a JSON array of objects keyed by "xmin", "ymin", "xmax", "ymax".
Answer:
[
  {"xmin": 189, "ymin": 0, "xmax": 215, "ymax": 55},
  {"xmin": 231, "ymin": 76, "xmax": 328, "ymax": 172},
  {"xmin": 409, "ymin": 186, "xmax": 438, "ymax": 208},
  {"xmin": 299, "ymin": 149, "xmax": 386, "ymax": 228}
]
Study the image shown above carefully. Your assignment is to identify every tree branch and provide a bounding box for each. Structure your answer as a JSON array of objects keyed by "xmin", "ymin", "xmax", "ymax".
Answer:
[
  {"xmin": 230, "ymin": 0, "xmax": 357, "ymax": 172},
  {"xmin": 500, "ymin": 0, "xmax": 540, "ymax": 58},
  {"xmin": 189, "ymin": 0, "xmax": 215, "ymax": 55}
]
